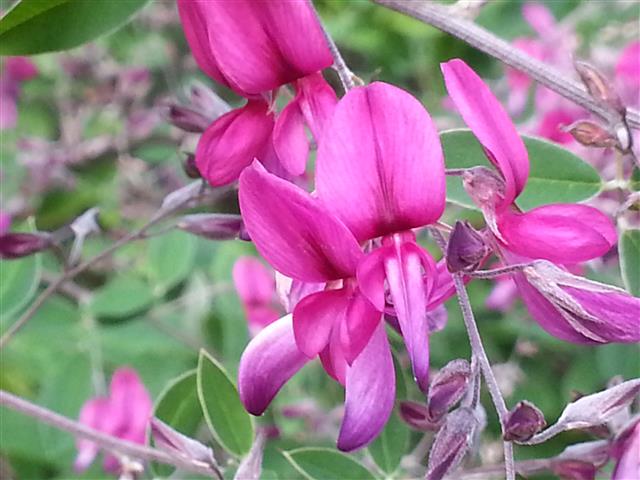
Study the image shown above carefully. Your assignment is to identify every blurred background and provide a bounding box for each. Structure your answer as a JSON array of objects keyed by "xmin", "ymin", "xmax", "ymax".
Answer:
[{"xmin": 0, "ymin": 0, "xmax": 638, "ymax": 478}]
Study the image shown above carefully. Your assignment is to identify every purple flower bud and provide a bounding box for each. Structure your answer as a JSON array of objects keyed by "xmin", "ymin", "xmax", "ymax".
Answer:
[
  {"xmin": 564, "ymin": 120, "xmax": 619, "ymax": 149},
  {"xmin": 399, "ymin": 401, "xmax": 442, "ymax": 431},
  {"xmin": 162, "ymin": 103, "xmax": 212, "ymax": 133},
  {"xmin": 183, "ymin": 153, "xmax": 201, "ymax": 179},
  {"xmin": 161, "ymin": 181, "xmax": 202, "ymax": 212},
  {"xmin": 446, "ymin": 221, "xmax": 488, "ymax": 273},
  {"xmin": 611, "ymin": 417, "xmax": 640, "ymax": 480},
  {"xmin": 503, "ymin": 400, "xmax": 546, "ymax": 442},
  {"xmin": 151, "ymin": 417, "xmax": 216, "ymax": 466},
  {"xmin": 189, "ymin": 81, "xmax": 231, "ymax": 120},
  {"xmin": 426, "ymin": 407, "xmax": 479, "ymax": 480},
  {"xmin": 574, "ymin": 61, "xmax": 625, "ymax": 115},
  {"xmin": 233, "ymin": 432, "xmax": 265, "ymax": 480},
  {"xmin": 552, "ymin": 460, "xmax": 598, "ymax": 480},
  {"xmin": 177, "ymin": 214, "xmax": 243, "ymax": 240},
  {"xmin": 427, "ymin": 359, "xmax": 471, "ymax": 422},
  {"xmin": 0, "ymin": 232, "xmax": 52, "ymax": 259}
]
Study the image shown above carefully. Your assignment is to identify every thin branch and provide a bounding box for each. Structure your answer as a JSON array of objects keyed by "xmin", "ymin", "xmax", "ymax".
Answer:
[
  {"xmin": 372, "ymin": 0, "xmax": 640, "ymax": 130},
  {"xmin": 0, "ymin": 390, "xmax": 221, "ymax": 479}
]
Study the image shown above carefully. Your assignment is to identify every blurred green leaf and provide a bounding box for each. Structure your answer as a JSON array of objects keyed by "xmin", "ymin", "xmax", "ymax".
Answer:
[
  {"xmin": 197, "ymin": 349, "xmax": 253, "ymax": 457},
  {"xmin": 147, "ymin": 230, "xmax": 197, "ymax": 294},
  {"xmin": 283, "ymin": 448, "xmax": 376, "ymax": 480},
  {"xmin": 90, "ymin": 275, "xmax": 154, "ymax": 319},
  {"xmin": 441, "ymin": 129, "xmax": 602, "ymax": 210},
  {"xmin": 0, "ymin": 0, "xmax": 149, "ymax": 55},
  {"xmin": 619, "ymin": 229, "xmax": 640, "ymax": 296},
  {"xmin": 0, "ymin": 252, "xmax": 41, "ymax": 323}
]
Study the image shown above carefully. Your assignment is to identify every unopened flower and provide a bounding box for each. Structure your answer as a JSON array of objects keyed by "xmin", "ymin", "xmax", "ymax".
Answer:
[
  {"xmin": 446, "ymin": 221, "xmax": 488, "ymax": 273},
  {"xmin": 574, "ymin": 61, "xmax": 625, "ymax": 115},
  {"xmin": 399, "ymin": 401, "xmax": 442, "ymax": 431},
  {"xmin": 177, "ymin": 213, "xmax": 243, "ymax": 240},
  {"xmin": 0, "ymin": 232, "xmax": 52, "ymax": 259},
  {"xmin": 427, "ymin": 359, "xmax": 472, "ymax": 422},
  {"xmin": 565, "ymin": 120, "xmax": 619, "ymax": 149},
  {"xmin": 75, "ymin": 368, "xmax": 152, "ymax": 475},
  {"xmin": 610, "ymin": 417, "xmax": 640, "ymax": 480},
  {"xmin": 503, "ymin": 400, "xmax": 546, "ymax": 442}
]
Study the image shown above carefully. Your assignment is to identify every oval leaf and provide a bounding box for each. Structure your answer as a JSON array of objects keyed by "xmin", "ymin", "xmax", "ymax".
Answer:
[
  {"xmin": 147, "ymin": 230, "xmax": 197, "ymax": 294},
  {"xmin": 0, "ymin": 252, "xmax": 41, "ymax": 322},
  {"xmin": 441, "ymin": 129, "xmax": 602, "ymax": 210},
  {"xmin": 197, "ymin": 349, "xmax": 254, "ymax": 457},
  {"xmin": 90, "ymin": 275, "xmax": 154, "ymax": 319},
  {"xmin": 619, "ymin": 229, "xmax": 640, "ymax": 296},
  {"xmin": 0, "ymin": 0, "xmax": 149, "ymax": 55},
  {"xmin": 283, "ymin": 448, "xmax": 377, "ymax": 480}
]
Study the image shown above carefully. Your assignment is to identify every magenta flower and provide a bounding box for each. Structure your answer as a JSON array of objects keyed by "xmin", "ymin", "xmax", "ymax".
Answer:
[
  {"xmin": 442, "ymin": 58, "xmax": 640, "ymax": 344},
  {"xmin": 616, "ymin": 41, "xmax": 640, "ymax": 108},
  {"xmin": 611, "ymin": 418, "xmax": 640, "ymax": 480},
  {"xmin": 0, "ymin": 57, "xmax": 38, "ymax": 130},
  {"xmin": 233, "ymin": 256, "xmax": 281, "ymax": 335},
  {"xmin": 237, "ymin": 82, "xmax": 446, "ymax": 451},
  {"xmin": 74, "ymin": 368, "xmax": 152, "ymax": 475},
  {"xmin": 177, "ymin": 0, "xmax": 336, "ymax": 186}
]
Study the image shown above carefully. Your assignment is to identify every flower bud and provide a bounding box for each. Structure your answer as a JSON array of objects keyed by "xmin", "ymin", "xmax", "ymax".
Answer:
[
  {"xmin": 177, "ymin": 214, "xmax": 243, "ymax": 240},
  {"xmin": 503, "ymin": 400, "xmax": 546, "ymax": 442},
  {"xmin": 461, "ymin": 166, "xmax": 506, "ymax": 211},
  {"xmin": 162, "ymin": 103, "xmax": 211, "ymax": 133},
  {"xmin": 182, "ymin": 153, "xmax": 201, "ymax": 179},
  {"xmin": 552, "ymin": 460, "xmax": 598, "ymax": 480},
  {"xmin": 233, "ymin": 432, "xmax": 265, "ymax": 480},
  {"xmin": 427, "ymin": 359, "xmax": 471, "ymax": 422},
  {"xmin": 564, "ymin": 120, "xmax": 619, "ymax": 149},
  {"xmin": 446, "ymin": 221, "xmax": 488, "ymax": 273},
  {"xmin": 0, "ymin": 232, "xmax": 52, "ymax": 259},
  {"xmin": 399, "ymin": 401, "xmax": 441, "ymax": 431},
  {"xmin": 189, "ymin": 81, "xmax": 231, "ymax": 120},
  {"xmin": 151, "ymin": 417, "xmax": 216, "ymax": 465},
  {"xmin": 574, "ymin": 61, "xmax": 625, "ymax": 115},
  {"xmin": 161, "ymin": 181, "xmax": 202, "ymax": 212},
  {"xmin": 426, "ymin": 407, "xmax": 479, "ymax": 480},
  {"xmin": 611, "ymin": 417, "xmax": 640, "ymax": 480}
]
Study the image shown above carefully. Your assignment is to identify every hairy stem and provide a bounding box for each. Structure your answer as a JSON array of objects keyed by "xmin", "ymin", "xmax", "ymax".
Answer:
[
  {"xmin": 372, "ymin": 0, "xmax": 640, "ymax": 130},
  {"xmin": 0, "ymin": 390, "xmax": 221, "ymax": 479}
]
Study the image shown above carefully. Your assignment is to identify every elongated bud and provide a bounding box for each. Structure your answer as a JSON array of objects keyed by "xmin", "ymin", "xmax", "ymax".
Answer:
[
  {"xmin": 574, "ymin": 61, "xmax": 625, "ymax": 115},
  {"xmin": 503, "ymin": 400, "xmax": 546, "ymax": 441},
  {"xmin": 0, "ymin": 232, "xmax": 52, "ymax": 259},
  {"xmin": 427, "ymin": 359, "xmax": 471, "ymax": 421},
  {"xmin": 182, "ymin": 153, "xmax": 201, "ymax": 179},
  {"xmin": 426, "ymin": 407, "xmax": 479, "ymax": 480},
  {"xmin": 177, "ymin": 214, "xmax": 243, "ymax": 240},
  {"xmin": 399, "ymin": 401, "xmax": 442, "ymax": 431},
  {"xmin": 446, "ymin": 221, "xmax": 488, "ymax": 273},
  {"xmin": 162, "ymin": 103, "xmax": 211, "ymax": 133},
  {"xmin": 550, "ymin": 440, "xmax": 609, "ymax": 480},
  {"xmin": 189, "ymin": 81, "xmax": 231, "ymax": 120},
  {"xmin": 161, "ymin": 181, "xmax": 203, "ymax": 212},
  {"xmin": 564, "ymin": 120, "xmax": 619, "ymax": 149},
  {"xmin": 233, "ymin": 432, "xmax": 266, "ymax": 480},
  {"xmin": 151, "ymin": 418, "xmax": 216, "ymax": 465}
]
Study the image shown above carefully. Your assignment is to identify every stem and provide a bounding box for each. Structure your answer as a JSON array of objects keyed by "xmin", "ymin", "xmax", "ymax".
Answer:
[
  {"xmin": 0, "ymin": 390, "xmax": 221, "ymax": 479},
  {"xmin": 309, "ymin": 0, "xmax": 356, "ymax": 91},
  {"xmin": 372, "ymin": 0, "xmax": 640, "ymax": 130},
  {"xmin": 469, "ymin": 263, "xmax": 531, "ymax": 279}
]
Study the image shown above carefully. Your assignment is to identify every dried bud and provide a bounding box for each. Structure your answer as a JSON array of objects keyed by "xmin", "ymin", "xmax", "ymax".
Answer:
[
  {"xmin": 426, "ymin": 407, "xmax": 479, "ymax": 480},
  {"xmin": 182, "ymin": 153, "xmax": 201, "ymax": 179},
  {"xmin": 0, "ymin": 232, "xmax": 52, "ymax": 259},
  {"xmin": 399, "ymin": 401, "xmax": 442, "ymax": 431},
  {"xmin": 233, "ymin": 432, "xmax": 265, "ymax": 480},
  {"xmin": 151, "ymin": 417, "xmax": 216, "ymax": 466},
  {"xmin": 161, "ymin": 181, "xmax": 203, "ymax": 212},
  {"xmin": 162, "ymin": 103, "xmax": 211, "ymax": 133},
  {"xmin": 177, "ymin": 214, "xmax": 243, "ymax": 240},
  {"xmin": 564, "ymin": 120, "xmax": 619, "ymax": 149},
  {"xmin": 446, "ymin": 221, "xmax": 488, "ymax": 273},
  {"xmin": 503, "ymin": 400, "xmax": 546, "ymax": 442},
  {"xmin": 574, "ymin": 61, "xmax": 625, "ymax": 115},
  {"xmin": 427, "ymin": 359, "xmax": 471, "ymax": 421},
  {"xmin": 461, "ymin": 166, "xmax": 506, "ymax": 210}
]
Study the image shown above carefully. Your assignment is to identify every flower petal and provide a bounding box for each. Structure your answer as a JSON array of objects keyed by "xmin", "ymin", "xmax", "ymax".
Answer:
[
  {"xmin": 340, "ymin": 289, "xmax": 383, "ymax": 364},
  {"xmin": 75, "ymin": 398, "xmax": 111, "ymax": 472},
  {"xmin": 108, "ymin": 368, "xmax": 152, "ymax": 444},
  {"xmin": 296, "ymin": 72, "xmax": 338, "ymax": 140},
  {"xmin": 319, "ymin": 327, "xmax": 348, "ymax": 386},
  {"xmin": 196, "ymin": 101, "xmax": 274, "ymax": 186},
  {"xmin": 441, "ymin": 59, "xmax": 529, "ymax": 207},
  {"xmin": 522, "ymin": 2, "xmax": 556, "ymax": 36},
  {"xmin": 316, "ymin": 82, "xmax": 445, "ymax": 242},
  {"xmin": 356, "ymin": 248, "xmax": 387, "ymax": 311},
  {"xmin": 337, "ymin": 323, "xmax": 395, "ymax": 451},
  {"xmin": 273, "ymin": 98, "xmax": 309, "ymax": 176},
  {"xmin": 498, "ymin": 204, "xmax": 616, "ymax": 263},
  {"xmin": 239, "ymin": 161, "xmax": 363, "ymax": 282},
  {"xmin": 233, "ymin": 256, "xmax": 275, "ymax": 307},
  {"xmin": 238, "ymin": 315, "xmax": 310, "ymax": 415},
  {"xmin": 293, "ymin": 289, "xmax": 349, "ymax": 358}
]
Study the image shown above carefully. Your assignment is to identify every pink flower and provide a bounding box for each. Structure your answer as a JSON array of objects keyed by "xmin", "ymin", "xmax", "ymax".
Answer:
[
  {"xmin": 0, "ymin": 57, "xmax": 38, "ymax": 130},
  {"xmin": 0, "ymin": 212, "xmax": 11, "ymax": 235},
  {"xmin": 238, "ymin": 82, "xmax": 446, "ymax": 451},
  {"xmin": 177, "ymin": 0, "xmax": 336, "ymax": 186},
  {"xmin": 74, "ymin": 368, "xmax": 152, "ymax": 475},
  {"xmin": 611, "ymin": 418, "xmax": 640, "ymax": 480},
  {"xmin": 616, "ymin": 41, "xmax": 640, "ymax": 108},
  {"xmin": 233, "ymin": 256, "xmax": 281, "ymax": 335},
  {"xmin": 442, "ymin": 58, "xmax": 640, "ymax": 345}
]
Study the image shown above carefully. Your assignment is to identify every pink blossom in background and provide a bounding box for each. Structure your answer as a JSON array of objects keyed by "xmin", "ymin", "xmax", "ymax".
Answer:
[
  {"xmin": 442, "ymin": 58, "xmax": 640, "ymax": 345},
  {"xmin": 74, "ymin": 368, "xmax": 152, "ymax": 475},
  {"xmin": 177, "ymin": 0, "xmax": 336, "ymax": 186},
  {"xmin": 0, "ymin": 211, "xmax": 11, "ymax": 235},
  {"xmin": 616, "ymin": 41, "xmax": 640, "ymax": 108},
  {"xmin": 233, "ymin": 256, "xmax": 281, "ymax": 335},
  {"xmin": 611, "ymin": 418, "xmax": 640, "ymax": 480},
  {"xmin": 0, "ymin": 57, "xmax": 38, "ymax": 130}
]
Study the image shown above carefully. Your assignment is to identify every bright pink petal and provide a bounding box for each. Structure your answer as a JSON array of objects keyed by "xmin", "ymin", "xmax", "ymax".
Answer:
[
  {"xmin": 239, "ymin": 315, "xmax": 309, "ymax": 415},
  {"xmin": 296, "ymin": 72, "xmax": 338, "ymax": 140},
  {"xmin": 319, "ymin": 327, "xmax": 348, "ymax": 386},
  {"xmin": 340, "ymin": 289, "xmax": 383, "ymax": 364},
  {"xmin": 273, "ymin": 98, "xmax": 309, "ymax": 176},
  {"xmin": 239, "ymin": 161, "xmax": 363, "ymax": 282},
  {"xmin": 293, "ymin": 289, "xmax": 349, "ymax": 358},
  {"xmin": 498, "ymin": 204, "xmax": 616, "ymax": 263},
  {"xmin": 522, "ymin": 2, "xmax": 556, "ymax": 36},
  {"xmin": 535, "ymin": 108, "xmax": 582, "ymax": 144},
  {"xmin": 316, "ymin": 82, "xmax": 445, "ymax": 242},
  {"xmin": 337, "ymin": 324, "xmax": 395, "ymax": 451},
  {"xmin": 75, "ymin": 398, "xmax": 112, "ymax": 472},
  {"xmin": 246, "ymin": 305, "xmax": 280, "ymax": 334},
  {"xmin": 441, "ymin": 59, "xmax": 529, "ymax": 207},
  {"xmin": 616, "ymin": 41, "xmax": 640, "ymax": 81},
  {"xmin": 196, "ymin": 100, "xmax": 274, "ymax": 186},
  {"xmin": 0, "ymin": 93, "xmax": 17, "ymax": 130},
  {"xmin": 356, "ymin": 248, "xmax": 388, "ymax": 311},
  {"xmin": 109, "ymin": 368, "xmax": 152, "ymax": 444},
  {"xmin": 5, "ymin": 57, "xmax": 38, "ymax": 82},
  {"xmin": 233, "ymin": 256, "xmax": 276, "ymax": 307}
]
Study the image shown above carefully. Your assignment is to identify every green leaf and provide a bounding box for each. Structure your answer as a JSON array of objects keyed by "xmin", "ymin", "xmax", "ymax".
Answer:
[
  {"xmin": 0, "ymin": 0, "xmax": 149, "ymax": 55},
  {"xmin": 441, "ymin": 129, "xmax": 602, "ymax": 210},
  {"xmin": 90, "ymin": 275, "xmax": 154, "ymax": 318},
  {"xmin": 283, "ymin": 448, "xmax": 377, "ymax": 480},
  {"xmin": 147, "ymin": 230, "xmax": 197, "ymax": 293},
  {"xmin": 152, "ymin": 370, "xmax": 203, "ymax": 477},
  {"xmin": 619, "ymin": 229, "xmax": 640, "ymax": 296},
  {"xmin": 368, "ymin": 352, "xmax": 409, "ymax": 475},
  {"xmin": 197, "ymin": 349, "xmax": 254, "ymax": 457},
  {"xmin": 0, "ymin": 252, "xmax": 41, "ymax": 323}
]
